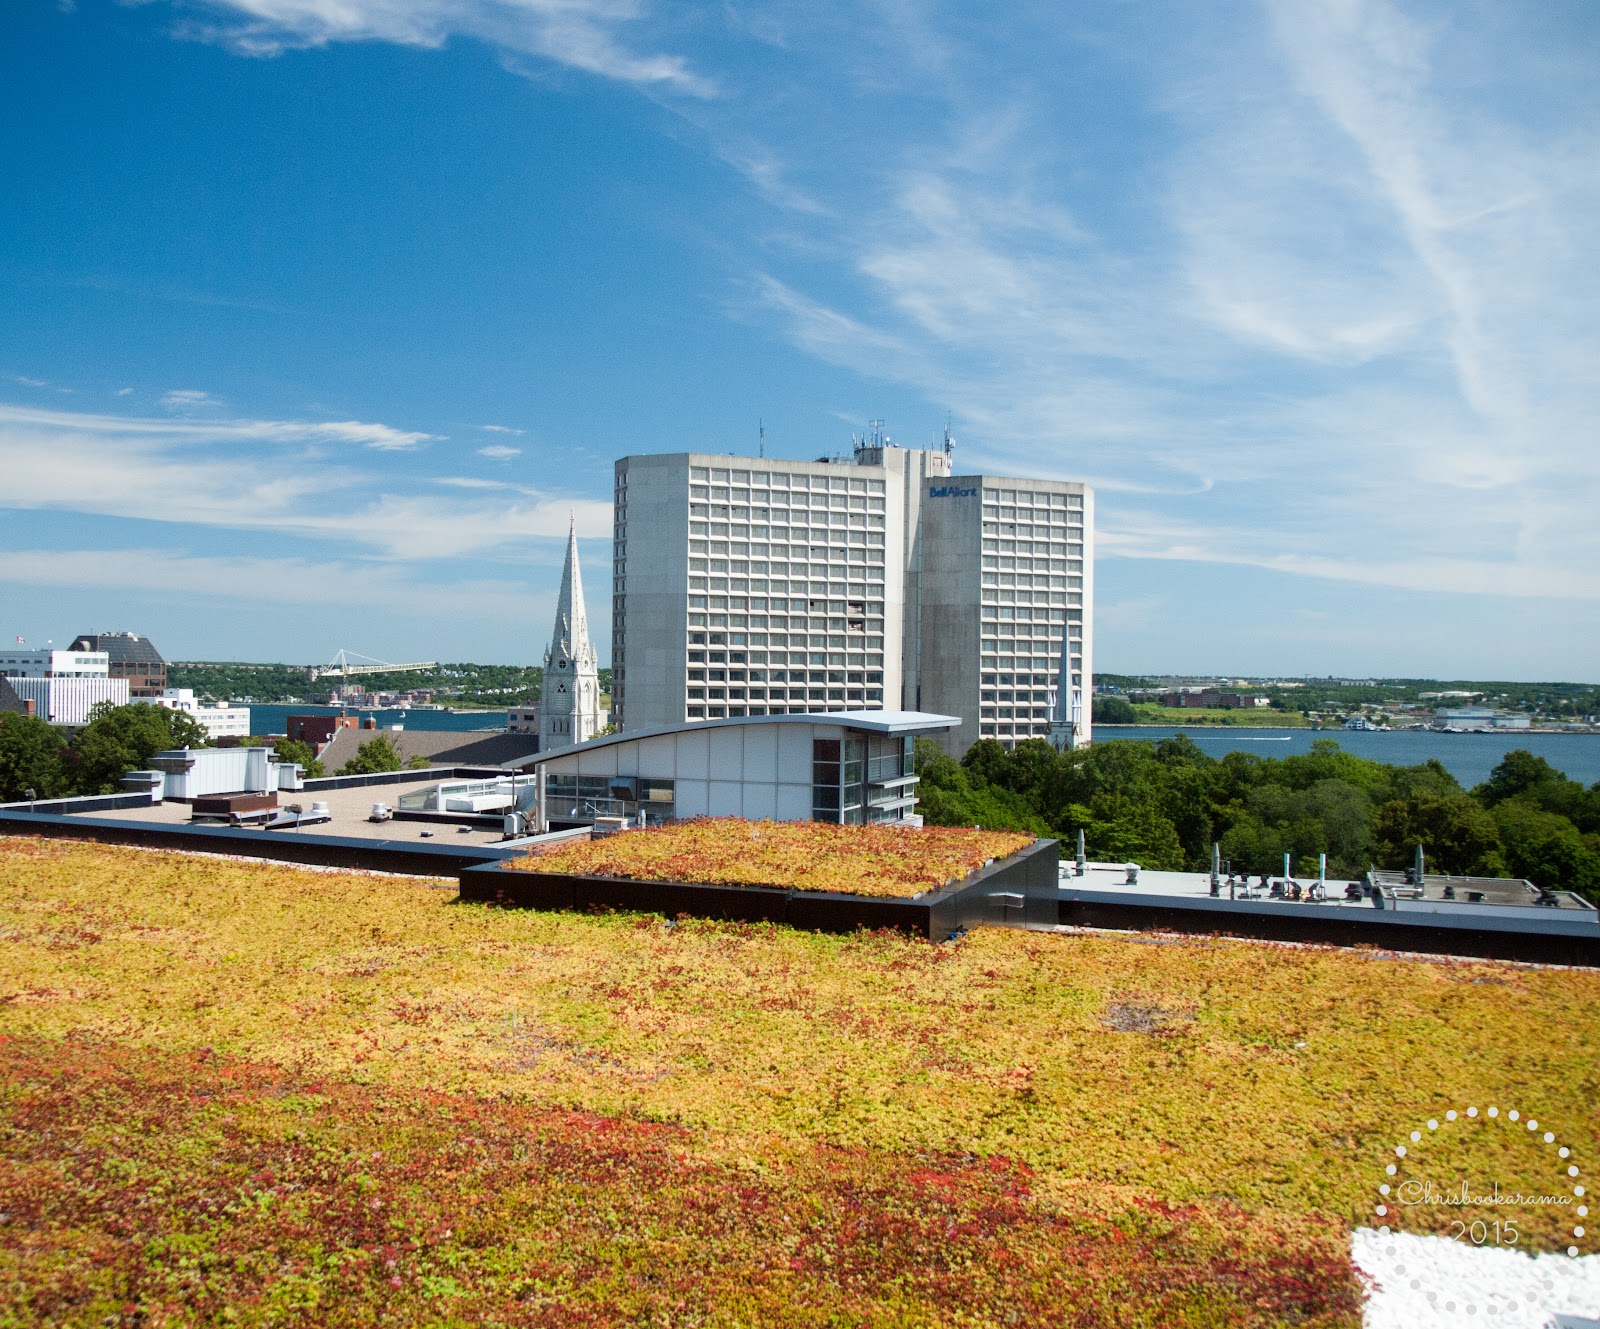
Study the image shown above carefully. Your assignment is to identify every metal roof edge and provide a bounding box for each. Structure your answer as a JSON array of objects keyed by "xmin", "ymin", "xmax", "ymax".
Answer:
[{"xmin": 504, "ymin": 710, "xmax": 961, "ymax": 769}]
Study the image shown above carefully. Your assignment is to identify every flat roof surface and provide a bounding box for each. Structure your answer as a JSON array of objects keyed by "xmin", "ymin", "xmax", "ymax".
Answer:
[
  {"xmin": 517, "ymin": 710, "xmax": 961, "ymax": 766},
  {"xmin": 1065, "ymin": 864, "xmax": 1376, "ymax": 908},
  {"xmin": 78, "ymin": 786, "xmax": 512, "ymax": 848},
  {"xmin": 1062, "ymin": 864, "xmax": 1598, "ymax": 919}
]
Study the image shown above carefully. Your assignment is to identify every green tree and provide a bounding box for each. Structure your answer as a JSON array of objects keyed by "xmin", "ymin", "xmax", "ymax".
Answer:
[
  {"xmin": 1475, "ymin": 750, "xmax": 1599, "ymax": 833},
  {"xmin": 68, "ymin": 702, "xmax": 211, "ymax": 795},
  {"xmin": 1492, "ymin": 800, "xmax": 1600, "ymax": 900},
  {"xmin": 271, "ymin": 738, "xmax": 324, "ymax": 779},
  {"xmin": 915, "ymin": 739, "xmax": 1050, "ymax": 834},
  {"xmin": 1373, "ymin": 791, "xmax": 1503, "ymax": 876},
  {"xmin": 1061, "ymin": 796, "xmax": 1186, "ymax": 870},
  {"xmin": 0, "ymin": 713, "xmax": 71, "ymax": 801},
  {"xmin": 1217, "ymin": 813, "xmax": 1293, "ymax": 877},
  {"xmin": 1476, "ymin": 750, "xmax": 1564, "ymax": 806},
  {"xmin": 1092, "ymin": 695, "xmax": 1137, "ymax": 725},
  {"xmin": 337, "ymin": 734, "xmax": 404, "ymax": 775}
]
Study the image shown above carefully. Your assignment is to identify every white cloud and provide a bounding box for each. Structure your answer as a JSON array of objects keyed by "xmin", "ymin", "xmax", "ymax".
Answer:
[
  {"xmin": 477, "ymin": 443, "xmax": 522, "ymax": 460},
  {"xmin": 171, "ymin": 0, "xmax": 713, "ymax": 96},
  {"xmin": 1, "ymin": 402, "xmax": 435, "ymax": 452},
  {"xmin": 437, "ymin": 476, "xmax": 511, "ymax": 489},
  {"xmin": 479, "ymin": 424, "xmax": 524, "ymax": 434},
  {"xmin": 0, "ymin": 402, "xmax": 609, "ymax": 559},
  {"xmin": 161, "ymin": 388, "xmax": 222, "ymax": 413},
  {"xmin": 0, "ymin": 546, "xmax": 541, "ymax": 619},
  {"xmin": 721, "ymin": 1, "xmax": 1600, "ymax": 610}
]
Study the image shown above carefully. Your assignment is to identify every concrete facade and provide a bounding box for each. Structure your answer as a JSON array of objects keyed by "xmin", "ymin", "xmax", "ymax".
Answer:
[
  {"xmin": 610, "ymin": 446, "xmax": 1092, "ymax": 753},
  {"xmin": 920, "ymin": 475, "xmax": 1093, "ymax": 755}
]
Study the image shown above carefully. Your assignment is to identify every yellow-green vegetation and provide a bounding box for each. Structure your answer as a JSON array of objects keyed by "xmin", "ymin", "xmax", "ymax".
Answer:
[
  {"xmin": 2, "ymin": 837, "xmax": 1597, "ymax": 1324},
  {"xmin": 510, "ymin": 817, "xmax": 1033, "ymax": 897},
  {"xmin": 1126, "ymin": 704, "xmax": 1311, "ymax": 727}
]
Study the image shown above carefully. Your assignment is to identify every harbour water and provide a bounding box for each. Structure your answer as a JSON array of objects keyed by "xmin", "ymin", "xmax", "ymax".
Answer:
[
  {"xmin": 1096, "ymin": 726, "xmax": 1600, "ymax": 788},
  {"xmin": 244, "ymin": 707, "xmax": 1599, "ymax": 788},
  {"xmin": 249, "ymin": 704, "xmax": 508, "ymax": 738}
]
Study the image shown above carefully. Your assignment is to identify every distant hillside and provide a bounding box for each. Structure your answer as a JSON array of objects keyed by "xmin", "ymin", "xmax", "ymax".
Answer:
[{"xmin": 167, "ymin": 661, "xmax": 610, "ymax": 708}]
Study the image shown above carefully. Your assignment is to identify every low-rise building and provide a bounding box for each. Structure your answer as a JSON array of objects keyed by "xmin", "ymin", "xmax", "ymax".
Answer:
[
  {"xmin": 0, "ymin": 648, "xmax": 109, "ymax": 678},
  {"xmin": 508, "ymin": 710, "xmax": 957, "ymax": 830},
  {"xmin": 69, "ymin": 632, "xmax": 167, "ymax": 697},
  {"xmin": 1159, "ymin": 689, "xmax": 1271, "ymax": 710},
  {"xmin": 5, "ymin": 676, "xmax": 129, "ymax": 725},
  {"xmin": 288, "ymin": 712, "xmax": 370, "ymax": 752},
  {"xmin": 1434, "ymin": 707, "xmax": 1531, "ymax": 731},
  {"xmin": 154, "ymin": 688, "xmax": 251, "ymax": 740}
]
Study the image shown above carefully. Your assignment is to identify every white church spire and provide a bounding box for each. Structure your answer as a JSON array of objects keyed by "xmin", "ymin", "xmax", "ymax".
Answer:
[
  {"xmin": 1048, "ymin": 642, "xmax": 1079, "ymax": 752},
  {"xmin": 540, "ymin": 513, "xmax": 601, "ymax": 750}
]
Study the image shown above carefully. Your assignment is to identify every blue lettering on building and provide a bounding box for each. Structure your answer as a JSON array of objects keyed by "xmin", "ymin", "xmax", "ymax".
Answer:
[{"xmin": 928, "ymin": 485, "xmax": 977, "ymax": 498}]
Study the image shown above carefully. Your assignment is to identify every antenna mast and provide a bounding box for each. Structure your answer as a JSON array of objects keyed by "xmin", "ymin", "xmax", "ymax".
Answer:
[{"xmin": 758, "ymin": 419, "xmax": 765, "ymax": 459}]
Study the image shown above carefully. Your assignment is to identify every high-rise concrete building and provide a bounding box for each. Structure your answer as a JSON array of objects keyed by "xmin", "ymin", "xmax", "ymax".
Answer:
[
  {"xmin": 610, "ymin": 441, "xmax": 1093, "ymax": 754},
  {"xmin": 540, "ymin": 518, "xmax": 603, "ymax": 751}
]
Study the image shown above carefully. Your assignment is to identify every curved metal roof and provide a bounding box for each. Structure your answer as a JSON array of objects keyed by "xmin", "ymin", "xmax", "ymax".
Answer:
[{"xmin": 506, "ymin": 709, "xmax": 960, "ymax": 768}]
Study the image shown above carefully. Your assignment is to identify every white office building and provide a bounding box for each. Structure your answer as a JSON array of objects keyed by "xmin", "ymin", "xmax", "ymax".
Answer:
[
  {"xmin": 610, "ymin": 441, "xmax": 1092, "ymax": 754},
  {"xmin": 6, "ymin": 676, "xmax": 129, "ymax": 725},
  {"xmin": 0, "ymin": 648, "xmax": 109, "ymax": 678},
  {"xmin": 154, "ymin": 688, "xmax": 252, "ymax": 740}
]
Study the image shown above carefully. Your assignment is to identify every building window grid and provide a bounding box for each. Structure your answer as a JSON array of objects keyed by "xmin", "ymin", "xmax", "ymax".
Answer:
[
  {"xmin": 680, "ymin": 484, "xmax": 888, "ymax": 717},
  {"xmin": 626, "ymin": 472, "xmax": 1080, "ymax": 732},
  {"xmin": 977, "ymin": 495, "xmax": 1084, "ymax": 741}
]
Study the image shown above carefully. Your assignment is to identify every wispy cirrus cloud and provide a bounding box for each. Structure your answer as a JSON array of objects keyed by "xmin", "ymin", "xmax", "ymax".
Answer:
[
  {"xmin": 477, "ymin": 443, "xmax": 522, "ymax": 460},
  {"xmin": 714, "ymin": 0, "xmax": 1600, "ymax": 607},
  {"xmin": 0, "ymin": 546, "xmax": 543, "ymax": 618},
  {"xmin": 1, "ymin": 402, "xmax": 436, "ymax": 452},
  {"xmin": 160, "ymin": 388, "xmax": 223, "ymax": 413},
  {"xmin": 168, "ymin": 0, "xmax": 712, "ymax": 95},
  {"xmin": 0, "ymin": 402, "xmax": 609, "ymax": 559}
]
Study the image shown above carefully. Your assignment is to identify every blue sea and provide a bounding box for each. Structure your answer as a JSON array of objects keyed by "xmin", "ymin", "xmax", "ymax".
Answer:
[
  {"xmin": 249, "ymin": 704, "xmax": 507, "ymax": 737},
  {"xmin": 245, "ymin": 706, "xmax": 1599, "ymax": 789},
  {"xmin": 1096, "ymin": 726, "xmax": 1600, "ymax": 788}
]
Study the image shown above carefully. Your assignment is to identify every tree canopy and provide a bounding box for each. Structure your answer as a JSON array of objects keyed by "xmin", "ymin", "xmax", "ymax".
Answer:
[
  {"xmin": 336, "ymin": 735, "xmax": 405, "ymax": 776},
  {"xmin": 915, "ymin": 737, "xmax": 1600, "ymax": 901},
  {"xmin": 0, "ymin": 714, "xmax": 71, "ymax": 802},
  {"xmin": 69, "ymin": 703, "xmax": 213, "ymax": 795}
]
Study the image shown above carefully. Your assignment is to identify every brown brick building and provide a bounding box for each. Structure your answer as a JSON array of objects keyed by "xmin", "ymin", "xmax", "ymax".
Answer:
[{"xmin": 69, "ymin": 632, "xmax": 167, "ymax": 698}]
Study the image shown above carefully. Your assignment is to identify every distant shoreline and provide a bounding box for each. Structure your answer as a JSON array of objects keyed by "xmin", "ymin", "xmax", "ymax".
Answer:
[{"xmin": 1096, "ymin": 724, "xmax": 1596, "ymax": 737}]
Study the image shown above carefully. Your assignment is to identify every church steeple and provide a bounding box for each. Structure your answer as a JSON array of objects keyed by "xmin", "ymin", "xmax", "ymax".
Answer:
[
  {"xmin": 540, "ymin": 514, "xmax": 601, "ymax": 750},
  {"xmin": 1048, "ymin": 642, "xmax": 1079, "ymax": 752}
]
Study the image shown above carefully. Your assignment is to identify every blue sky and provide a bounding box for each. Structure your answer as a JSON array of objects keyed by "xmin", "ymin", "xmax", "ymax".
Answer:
[{"xmin": 2, "ymin": 0, "xmax": 1596, "ymax": 678}]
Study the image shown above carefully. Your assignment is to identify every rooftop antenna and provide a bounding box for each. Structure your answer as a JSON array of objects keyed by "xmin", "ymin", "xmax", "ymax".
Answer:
[
  {"xmin": 943, "ymin": 413, "xmax": 955, "ymax": 458},
  {"xmin": 758, "ymin": 419, "xmax": 764, "ymax": 459}
]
